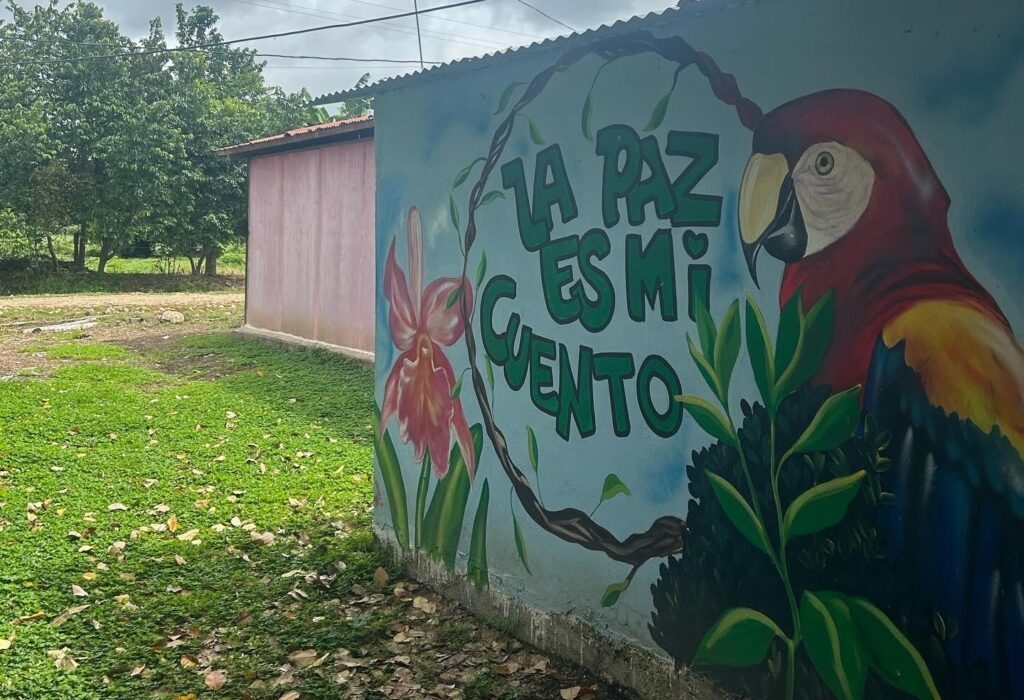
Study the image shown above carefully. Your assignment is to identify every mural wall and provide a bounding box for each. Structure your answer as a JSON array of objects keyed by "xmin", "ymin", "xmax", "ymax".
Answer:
[{"xmin": 372, "ymin": 1, "xmax": 1024, "ymax": 697}]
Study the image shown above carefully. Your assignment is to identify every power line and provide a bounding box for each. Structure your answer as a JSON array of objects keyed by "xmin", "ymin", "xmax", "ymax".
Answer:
[
  {"xmin": 514, "ymin": 0, "xmax": 576, "ymax": 33},
  {"xmin": 224, "ymin": 0, "xmax": 511, "ymax": 51},
  {"xmin": 323, "ymin": 0, "xmax": 547, "ymax": 40},
  {"xmin": 0, "ymin": 0, "xmax": 489, "ymax": 68},
  {"xmin": 259, "ymin": 52, "xmax": 440, "ymax": 64}
]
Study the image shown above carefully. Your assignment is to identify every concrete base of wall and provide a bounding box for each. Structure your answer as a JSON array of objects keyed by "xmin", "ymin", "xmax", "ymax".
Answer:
[
  {"xmin": 375, "ymin": 527, "xmax": 727, "ymax": 700},
  {"xmin": 233, "ymin": 325, "xmax": 375, "ymax": 366}
]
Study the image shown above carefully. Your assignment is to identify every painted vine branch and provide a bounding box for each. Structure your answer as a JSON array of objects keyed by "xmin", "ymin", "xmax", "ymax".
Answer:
[{"xmin": 456, "ymin": 31, "xmax": 761, "ymax": 567}]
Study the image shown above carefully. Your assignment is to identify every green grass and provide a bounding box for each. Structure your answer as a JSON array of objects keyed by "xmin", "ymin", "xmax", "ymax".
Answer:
[
  {"xmin": 0, "ymin": 270, "xmax": 244, "ymax": 296},
  {"xmin": 21, "ymin": 342, "xmax": 131, "ymax": 360},
  {"xmin": 0, "ymin": 334, "xmax": 382, "ymax": 699}
]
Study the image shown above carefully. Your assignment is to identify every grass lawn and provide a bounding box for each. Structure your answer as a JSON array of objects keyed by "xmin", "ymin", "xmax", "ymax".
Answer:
[
  {"xmin": 0, "ymin": 327, "xmax": 628, "ymax": 700},
  {"xmin": 0, "ymin": 335, "xmax": 380, "ymax": 698}
]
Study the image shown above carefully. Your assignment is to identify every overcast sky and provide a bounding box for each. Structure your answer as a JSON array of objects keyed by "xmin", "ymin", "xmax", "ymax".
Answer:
[{"xmin": 6, "ymin": 0, "xmax": 678, "ymax": 99}]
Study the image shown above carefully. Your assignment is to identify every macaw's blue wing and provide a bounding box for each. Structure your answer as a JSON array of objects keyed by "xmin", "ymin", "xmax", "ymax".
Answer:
[{"xmin": 865, "ymin": 300, "xmax": 1024, "ymax": 698}]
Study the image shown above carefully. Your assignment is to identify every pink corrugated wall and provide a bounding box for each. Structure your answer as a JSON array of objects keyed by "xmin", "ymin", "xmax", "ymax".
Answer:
[{"xmin": 245, "ymin": 137, "xmax": 375, "ymax": 354}]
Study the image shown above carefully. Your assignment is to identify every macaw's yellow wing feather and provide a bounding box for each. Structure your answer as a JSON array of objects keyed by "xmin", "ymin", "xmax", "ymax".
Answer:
[{"xmin": 882, "ymin": 299, "xmax": 1024, "ymax": 458}]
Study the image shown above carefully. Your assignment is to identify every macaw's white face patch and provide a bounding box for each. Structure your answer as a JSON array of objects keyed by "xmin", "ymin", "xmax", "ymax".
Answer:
[{"xmin": 792, "ymin": 141, "xmax": 876, "ymax": 255}]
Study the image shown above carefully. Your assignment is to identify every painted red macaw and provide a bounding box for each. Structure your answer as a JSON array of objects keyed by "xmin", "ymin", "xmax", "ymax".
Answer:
[{"xmin": 738, "ymin": 89, "xmax": 1024, "ymax": 698}]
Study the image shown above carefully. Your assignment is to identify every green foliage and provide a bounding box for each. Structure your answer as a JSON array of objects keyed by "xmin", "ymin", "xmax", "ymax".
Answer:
[
  {"xmin": 662, "ymin": 293, "xmax": 938, "ymax": 700},
  {"xmin": 375, "ymin": 406, "xmax": 410, "ymax": 550},
  {"xmin": 0, "ymin": 1, "xmax": 328, "ymax": 273},
  {"xmin": 467, "ymin": 480, "xmax": 490, "ymax": 590},
  {"xmin": 693, "ymin": 608, "xmax": 784, "ymax": 667},
  {"xmin": 419, "ymin": 427, "xmax": 484, "ymax": 569}
]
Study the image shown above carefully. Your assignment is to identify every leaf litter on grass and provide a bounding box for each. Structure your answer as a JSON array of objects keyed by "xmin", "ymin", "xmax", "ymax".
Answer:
[{"xmin": 0, "ymin": 329, "xmax": 632, "ymax": 699}]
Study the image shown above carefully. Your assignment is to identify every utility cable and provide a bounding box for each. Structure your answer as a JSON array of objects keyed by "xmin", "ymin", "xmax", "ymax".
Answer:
[
  {"xmin": 0, "ymin": 0, "xmax": 488, "ymax": 67},
  {"xmin": 514, "ymin": 0, "xmax": 575, "ymax": 33}
]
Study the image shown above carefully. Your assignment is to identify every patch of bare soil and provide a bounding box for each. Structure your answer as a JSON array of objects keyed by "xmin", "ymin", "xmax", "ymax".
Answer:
[{"xmin": 0, "ymin": 292, "xmax": 243, "ymax": 378}]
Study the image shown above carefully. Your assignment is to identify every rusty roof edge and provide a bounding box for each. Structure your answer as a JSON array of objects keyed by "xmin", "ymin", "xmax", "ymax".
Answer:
[
  {"xmin": 215, "ymin": 116, "xmax": 374, "ymax": 158},
  {"xmin": 311, "ymin": 2, "xmax": 701, "ymax": 105}
]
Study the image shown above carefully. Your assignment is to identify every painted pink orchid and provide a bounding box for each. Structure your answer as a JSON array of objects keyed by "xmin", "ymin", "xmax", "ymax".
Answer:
[{"xmin": 380, "ymin": 206, "xmax": 476, "ymax": 479}]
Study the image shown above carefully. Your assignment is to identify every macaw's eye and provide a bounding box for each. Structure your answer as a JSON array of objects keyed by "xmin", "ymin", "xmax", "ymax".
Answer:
[{"xmin": 814, "ymin": 151, "xmax": 835, "ymax": 176}]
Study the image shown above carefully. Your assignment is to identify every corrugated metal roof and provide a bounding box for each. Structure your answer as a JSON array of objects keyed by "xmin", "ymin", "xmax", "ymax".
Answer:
[
  {"xmin": 216, "ymin": 115, "xmax": 374, "ymax": 158},
  {"xmin": 313, "ymin": 3, "xmax": 692, "ymax": 105}
]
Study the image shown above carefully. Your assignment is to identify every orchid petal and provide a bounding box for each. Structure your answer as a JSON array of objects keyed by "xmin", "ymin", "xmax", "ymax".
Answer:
[
  {"xmin": 395, "ymin": 340, "xmax": 456, "ymax": 477},
  {"xmin": 421, "ymin": 276, "xmax": 474, "ymax": 346},
  {"xmin": 407, "ymin": 206, "xmax": 423, "ymax": 314},
  {"xmin": 384, "ymin": 239, "xmax": 417, "ymax": 351},
  {"xmin": 378, "ymin": 353, "xmax": 405, "ymax": 435}
]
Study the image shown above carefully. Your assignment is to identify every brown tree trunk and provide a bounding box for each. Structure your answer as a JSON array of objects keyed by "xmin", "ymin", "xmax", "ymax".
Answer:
[
  {"xmin": 203, "ymin": 247, "xmax": 218, "ymax": 276},
  {"xmin": 73, "ymin": 224, "xmax": 87, "ymax": 270},
  {"xmin": 97, "ymin": 239, "xmax": 113, "ymax": 273},
  {"xmin": 45, "ymin": 235, "xmax": 59, "ymax": 271}
]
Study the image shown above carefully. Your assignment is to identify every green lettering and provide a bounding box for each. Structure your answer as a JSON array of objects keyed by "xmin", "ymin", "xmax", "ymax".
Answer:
[
  {"xmin": 577, "ymin": 228, "xmax": 614, "ymax": 333},
  {"xmin": 625, "ymin": 229, "xmax": 677, "ymax": 322},
  {"xmin": 538, "ymin": 234, "xmax": 580, "ymax": 325},
  {"xmin": 555, "ymin": 344, "xmax": 596, "ymax": 441},
  {"xmin": 500, "ymin": 157, "xmax": 549, "ymax": 251},
  {"xmin": 505, "ymin": 323, "xmax": 533, "ymax": 390},
  {"xmin": 593, "ymin": 352, "xmax": 636, "ymax": 437},
  {"xmin": 480, "ymin": 274, "xmax": 518, "ymax": 364},
  {"xmin": 626, "ymin": 135, "xmax": 676, "ymax": 226},
  {"xmin": 636, "ymin": 355, "xmax": 683, "ymax": 438},
  {"xmin": 529, "ymin": 334, "xmax": 558, "ymax": 416},
  {"xmin": 596, "ymin": 124, "xmax": 641, "ymax": 229},
  {"xmin": 666, "ymin": 131, "xmax": 722, "ymax": 227}
]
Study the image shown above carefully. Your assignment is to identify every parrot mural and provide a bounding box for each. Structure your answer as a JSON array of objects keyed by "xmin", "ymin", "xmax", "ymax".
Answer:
[{"xmin": 738, "ymin": 88, "xmax": 1024, "ymax": 697}]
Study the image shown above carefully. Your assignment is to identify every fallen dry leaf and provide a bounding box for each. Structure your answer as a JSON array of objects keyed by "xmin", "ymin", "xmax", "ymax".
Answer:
[
  {"xmin": 52, "ymin": 605, "xmax": 89, "ymax": 627},
  {"xmin": 177, "ymin": 529, "xmax": 200, "ymax": 542},
  {"xmin": 204, "ymin": 669, "xmax": 228, "ymax": 690},
  {"xmin": 71, "ymin": 584, "xmax": 88, "ymax": 598},
  {"xmin": 411, "ymin": 596, "xmax": 436, "ymax": 614},
  {"xmin": 560, "ymin": 687, "xmax": 582, "ymax": 700},
  {"xmin": 372, "ymin": 567, "xmax": 389, "ymax": 588},
  {"xmin": 288, "ymin": 648, "xmax": 318, "ymax": 669},
  {"xmin": 107, "ymin": 503, "xmax": 127, "ymax": 512},
  {"xmin": 47, "ymin": 647, "xmax": 79, "ymax": 671},
  {"xmin": 279, "ymin": 692, "xmax": 300, "ymax": 700}
]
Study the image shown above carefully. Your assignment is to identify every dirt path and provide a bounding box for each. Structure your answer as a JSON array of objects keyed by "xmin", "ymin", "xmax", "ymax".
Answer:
[
  {"xmin": 0, "ymin": 290, "xmax": 243, "ymax": 310},
  {"xmin": 0, "ymin": 291, "xmax": 244, "ymax": 377}
]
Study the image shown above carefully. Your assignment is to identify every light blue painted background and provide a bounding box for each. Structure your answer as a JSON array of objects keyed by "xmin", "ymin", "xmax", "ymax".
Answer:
[{"xmin": 372, "ymin": 0, "xmax": 1024, "ymax": 652}]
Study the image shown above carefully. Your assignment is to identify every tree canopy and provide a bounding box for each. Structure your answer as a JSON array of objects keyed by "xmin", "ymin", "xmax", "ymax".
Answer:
[{"xmin": 0, "ymin": 0, "xmax": 367, "ymax": 273}]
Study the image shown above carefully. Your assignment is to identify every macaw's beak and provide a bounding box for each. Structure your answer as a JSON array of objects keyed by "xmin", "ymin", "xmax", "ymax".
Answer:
[{"xmin": 738, "ymin": 153, "xmax": 808, "ymax": 286}]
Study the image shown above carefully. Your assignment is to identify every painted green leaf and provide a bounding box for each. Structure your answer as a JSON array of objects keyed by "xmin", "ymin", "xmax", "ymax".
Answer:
[
  {"xmin": 775, "ymin": 289, "xmax": 803, "ymax": 381},
  {"xmin": 449, "ymin": 194, "xmax": 461, "ymax": 232},
  {"xmin": 846, "ymin": 595, "xmax": 940, "ymax": 700},
  {"xmin": 783, "ymin": 471, "xmax": 866, "ymax": 542},
  {"xmin": 790, "ymin": 385, "xmax": 862, "ymax": 455},
  {"xmin": 692, "ymin": 607, "xmax": 785, "ymax": 667},
  {"xmin": 373, "ymin": 405, "xmax": 409, "ymax": 550},
  {"xmin": 643, "ymin": 91, "xmax": 672, "ymax": 132},
  {"xmin": 445, "ymin": 285, "xmax": 462, "ymax": 309},
  {"xmin": 581, "ymin": 92, "xmax": 594, "ymax": 141},
  {"xmin": 705, "ymin": 471, "xmax": 772, "ymax": 556},
  {"xmin": 494, "ymin": 80, "xmax": 524, "ymax": 115},
  {"xmin": 512, "ymin": 507, "xmax": 532, "ymax": 574},
  {"xmin": 600, "ymin": 576, "xmax": 632, "ymax": 607},
  {"xmin": 526, "ymin": 426, "xmax": 539, "ymax": 474},
  {"xmin": 677, "ymin": 395, "xmax": 736, "ymax": 447},
  {"xmin": 475, "ymin": 252, "xmax": 487, "ymax": 288},
  {"xmin": 467, "ymin": 480, "xmax": 489, "ymax": 591},
  {"xmin": 479, "ymin": 189, "xmax": 505, "ymax": 207},
  {"xmin": 599, "ymin": 473, "xmax": 631, "ymax": 503},
  {"xmin": 450, "ymin": 375, "xmax": 464, "ymax": 399},
  {"xmin": 686, "ymin": 335, "xmax": 722, "ymax": 401},
  {"xmin": 452, "ymin": 157, "xmax": 485, "ymax": 188},
  {"xmin": 695, "ymin": 295, "xmax": 717, "ymax": 359},
  {"xmin": 800, "ymin": 591, "xmax": 867, "ymax": 700},
  {"xmin": 485, "ymin": 355, "xmax": 495, "ymax": 394},
  {"xmin": 713, "ymin": 299, "xmax": 741, "ymax": 399},
  {"xmin": 745, "ymin": 295, "xmax": 776, "ymax": 412},
  {"xmin": 777, "ymin": 289, "xmax": 835, "ymax": 398},
  {"xmin": 414, "ymin": 452, "xmax": 431, "ymax": 549},
  {"xmin": 420, "ymin": 425, "xmax": 483, "ymax": 568},
  {"xmin": 528, "ymin": 118, "xmax": 545, "ymax": 146}
]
